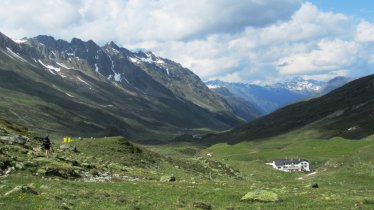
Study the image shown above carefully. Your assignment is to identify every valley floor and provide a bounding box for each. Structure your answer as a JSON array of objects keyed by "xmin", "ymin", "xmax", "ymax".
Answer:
[{"xmin": 0, "ymin": 130, "xmax": 373, "ymax": 209}]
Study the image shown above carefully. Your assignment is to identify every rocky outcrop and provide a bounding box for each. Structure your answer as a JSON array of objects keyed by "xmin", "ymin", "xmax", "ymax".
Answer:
[
  {"xmin": 59, "ymin": 144, "xmax": 78, "ymax": 153},
  {"xmin": 0, "ymin": 135, "xmax": 28, "ymax": 145},
  {"xmin": 160, "ymin": 175, "xmax": 176, "ymax": 182}
]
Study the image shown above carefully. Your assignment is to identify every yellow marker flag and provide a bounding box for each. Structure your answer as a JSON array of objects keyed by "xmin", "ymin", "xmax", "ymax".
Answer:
[
  {"xmin": 64, "ymin": 137, "xmax": 67, "ymax": 143},
  {"xmin": 68, "ymin": 137, "xmax": 71, "ymax": 143}
]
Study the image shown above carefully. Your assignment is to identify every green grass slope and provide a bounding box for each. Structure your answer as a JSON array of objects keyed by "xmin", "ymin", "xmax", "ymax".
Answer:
[{"xmin": 1, "ymin": 125, "xmax": 374, "ymax": 209}]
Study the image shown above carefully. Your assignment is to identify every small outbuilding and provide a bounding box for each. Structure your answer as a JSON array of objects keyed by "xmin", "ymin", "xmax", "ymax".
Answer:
[{"xmin": 270, "ymin": 158, "xmax": 310, "ymax": 172}]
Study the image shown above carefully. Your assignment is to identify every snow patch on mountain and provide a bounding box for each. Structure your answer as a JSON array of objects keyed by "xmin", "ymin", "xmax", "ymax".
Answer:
[
  {"xmin": 273, "ymin": 77, "xmax": 324, "ymax": 94},
  {"xmin": 207, "ymin": 84, "xmax": 221, "ymax": 89},
  {"xmin": 94, "ymin": 64, "xmax": 99, "ymax": 73},
  {"xmin": 65, "ymin": 92, "xmax": 74, "ymax": 97},
  {"xmin": 77, "ymin": 77, "xmax": 90, "ymax": 86},
  {"xmin": 12, "ymin": 38, "xmax": 27, "ymax": 44},
  {"xmin": 56, "ymin": 62, "xmax": 72, "ymax": 69},
  {"xmin": 128, "ymin": 52, "xmax": 165, "ymax": 65},
  {"xmin": 6, "ymin": 47, "xmax": 27, "ymax": 63},
  {"xmin": 105, "ymin": 46, "xmax": 120, "ymax": 54},
  {"xmin": 114, "ymin": 72, "xmax": 122, "ymax": 82},
  {"xmin": 38, "ymin": 60, "xmax": 60, "ymax": 74}
]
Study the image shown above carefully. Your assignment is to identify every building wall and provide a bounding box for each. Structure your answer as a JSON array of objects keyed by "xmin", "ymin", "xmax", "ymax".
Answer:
[{"xmin": 272, "ymin": 161, "xmax": 310, "ymax": 172}]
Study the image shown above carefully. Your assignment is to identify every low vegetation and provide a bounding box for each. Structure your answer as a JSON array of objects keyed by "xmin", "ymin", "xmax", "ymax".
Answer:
[{"xmin": 0, "ymin": 119, "xmax": 373, "ymax": 209}]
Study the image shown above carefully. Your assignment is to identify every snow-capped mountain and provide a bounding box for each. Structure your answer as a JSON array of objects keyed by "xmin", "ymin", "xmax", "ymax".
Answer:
[
  {"xmin": 272, "ymin": 77, "xmax": 326, "ymax": 95},
  {"xmin": 0, "ymin": 32, "xmax": 260, "ymax": 140},
  {"xmin": 205, "ymin": 77, "xmax": 349, "ymax": 115}
]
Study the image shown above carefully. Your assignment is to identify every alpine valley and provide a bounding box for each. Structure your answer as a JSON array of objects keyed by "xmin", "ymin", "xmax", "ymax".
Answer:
[{"xmin": 0, "ymin": 31, "xmax": 373, "ymax": 210}]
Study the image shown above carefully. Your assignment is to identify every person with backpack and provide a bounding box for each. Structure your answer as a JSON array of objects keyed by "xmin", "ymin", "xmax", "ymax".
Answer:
[{"xmin": 43, "ymin": 134, "xmax": 54, "ymax": 158}]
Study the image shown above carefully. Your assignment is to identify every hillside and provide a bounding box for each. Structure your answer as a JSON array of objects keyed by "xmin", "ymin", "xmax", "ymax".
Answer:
[
  {"xmin": 204, "ymin": 74, "xmax": 374, "ymax": 145},
  {"xmin": 0, "ymin": 32, "xmax": 244, "ymax": 140},
  {"xmin": 1, "ymin": 118, "xmax": 373, "ymax": 209}
]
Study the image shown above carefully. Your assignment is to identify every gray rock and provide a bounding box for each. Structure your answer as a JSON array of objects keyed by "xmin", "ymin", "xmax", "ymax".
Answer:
[
  {"xmin": 59, "ymin": 144, "xmax": 78, "ymax": 152},
  {"xmin": 4, "ymin": 184, "xmax": 38, "ymax": 196},
  {"xmin": 15, "ymin": 162, "xmax": 24, "ymax": 170},
  {"xmin": 36, "ymin": 168, "xmax": 46, "ymax": 176},
  {"xmin": 310, "ymin": 182, "xmax": 319, "ymax": 188},
  {"xmin": 32, "ymin": 147, "xmax": 42, "ymax": 152},
  {"xmin": 160, "ymin": 175, "xmax": 176, "ymax": 182},
  {"xmin": 44, "ymin": 167, "xmax": 81, "ymax": 179},
  {"xmin": 0, "ymin": 135, "xmax": 28, "ymax": 145}
]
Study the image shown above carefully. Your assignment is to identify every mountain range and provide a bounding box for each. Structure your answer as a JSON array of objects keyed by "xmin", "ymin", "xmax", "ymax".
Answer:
[
  {"xmin": 0, "ymin": 32, "xmax": 263, "ymax": 141},
  {"xmin": 0, "ymin": 31, "xmax": 361, "ymax": 143},
  {"xmin": 206, "ymin": 76, "xmax": 350, "ymax": 114},
  {"xmin": 204, "ymin": 74, "xmax": 374, "ymax": 145}
]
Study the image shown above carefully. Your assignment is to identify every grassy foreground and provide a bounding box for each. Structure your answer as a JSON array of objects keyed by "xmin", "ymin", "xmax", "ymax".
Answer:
[{"xmin": 0, "ymin": 129, "xmax": 373, "ymax": 209}]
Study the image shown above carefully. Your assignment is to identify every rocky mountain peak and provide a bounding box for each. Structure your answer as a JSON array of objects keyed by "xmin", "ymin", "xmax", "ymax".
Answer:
[{"xmin": 105, "ymin": 41, "xmax": 120, "ymax": 50}]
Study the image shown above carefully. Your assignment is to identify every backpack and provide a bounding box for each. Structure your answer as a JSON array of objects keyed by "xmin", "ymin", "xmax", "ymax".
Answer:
[{"xmin": 43, "ymin": 137, "xmax": 50, "ymax": 146}]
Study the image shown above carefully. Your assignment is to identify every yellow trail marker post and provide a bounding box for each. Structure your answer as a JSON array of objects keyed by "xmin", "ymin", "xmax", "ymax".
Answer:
[{"xmin": 63, "ymin": 137, "xmax": 71, "ymax": 143}]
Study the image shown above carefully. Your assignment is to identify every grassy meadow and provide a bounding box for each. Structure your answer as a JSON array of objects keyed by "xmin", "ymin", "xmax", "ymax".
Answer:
[{"xmin": 0, "ymin": 130, "xmax": 373, "ymax": 209}]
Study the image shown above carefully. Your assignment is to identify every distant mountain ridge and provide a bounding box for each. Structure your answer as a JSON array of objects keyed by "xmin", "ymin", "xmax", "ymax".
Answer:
[
  {"xmin": 210, "ymin": 87, "xmax": 262, "ymax": 121},
  {"xmin": 204, "ymin": 74, "xmax": 374, "ymax": 145},
  {"xmin": 206, "ymin": 76, "xmax": 350, "ymax": 114}
]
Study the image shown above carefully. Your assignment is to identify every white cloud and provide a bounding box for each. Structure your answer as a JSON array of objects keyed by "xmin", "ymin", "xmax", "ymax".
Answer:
[
  {"xmin": 257, "ymin": 2, "xmax": 350, "ymax": 45},
  {"xmin": 0, "ymin": 0, "xmax": 301, "ymax": 43},
  {"xmin": 0, "ymin": 0, "xmax": 373, "ymax": 83},
  {"xmin": 302, "ymin": 70, "xmax": 349, "ymax": 81},
  {"xmin": 153, "ymin": 2, "xmax": 357, "ymax": 82},
  {"xmin": 0, "ymin": 0, "xmax": 81, "ymax": 38},
  {"xmin": 276, "ymin": 39, "xmax": 359, "ymax": 75},
  {"xmin": 355, "ymin": 21, "xmax": 374, "ymax": 43}
]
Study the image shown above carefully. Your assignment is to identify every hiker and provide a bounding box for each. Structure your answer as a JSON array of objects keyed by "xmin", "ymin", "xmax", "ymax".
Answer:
[{"xmin": 43, "ymin": 135, "xmax": 54, "ymax": 158}]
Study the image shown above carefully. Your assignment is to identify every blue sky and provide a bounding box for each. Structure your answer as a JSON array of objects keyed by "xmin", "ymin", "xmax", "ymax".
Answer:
[
  {"xmin": 310, "ymin": 0, "xmax": 374, "ymax": 21},
  {"xmin": 0, "ymin": 0, "xmax": 373, "ymax": 84}
]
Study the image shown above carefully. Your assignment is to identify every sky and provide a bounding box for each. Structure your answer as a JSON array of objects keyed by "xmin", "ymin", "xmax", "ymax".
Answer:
[{"xmin": 1, "ymin": 0, "xmax": 373, "ymax": 84}]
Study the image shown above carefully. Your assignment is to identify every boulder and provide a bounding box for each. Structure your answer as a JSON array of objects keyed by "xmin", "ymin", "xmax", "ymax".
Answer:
[
  {"xmin": 32, "ymin": 147, "xmax": 42, "ymax": 152},
  {"xmin": 45, "ymin": 166, "xmax": 81, "ymax": 179},
  {"xmin": 36, "ymin": 168, "xmax": 46, "ymax": 176},
  {"xmin": 15, "ymin": 162, "xmax": 24, "ymax": 170},
  {"xmin": 310, "ymin": 182, "xmax": 319, "ymax": 188},
  {"xmin": 61, "ymin": 202, "xmax": 73, "ymax": 210},
  {"xmin": 59, "ymin": 144, "xmax": 78, "ymax": 153},
  {"xmin": 4, "ymin": 184, "xmax": 38, "ymax": 196},
  {"xmin": 160, "ymin": 175, "xmax": 176, "ymax": 182},
  {"xmin": 241, "ymin": 190, "xmax": 281, "ymax": 203},
  {"xmin": 193, "ymin": 201, "xmax": 212, "ymax": 210},
  {"xmin": 0, "ymin": 135, "xmax": 28, "ymax": 145}
]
